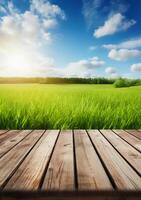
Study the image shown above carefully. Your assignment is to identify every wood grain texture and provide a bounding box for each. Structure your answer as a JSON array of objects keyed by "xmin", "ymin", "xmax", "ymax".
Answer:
[
  {"xmin": 0, "ymin": 130, "xmax": 21, "ymax": 143},
  {"xmin": 0, "ymin": 130, "xmax": 45, "ymax": 188},
  {"xmin": 101, "ymin": 130, "xmax": 141, "ymax": 175},
  {"xmin": 125, "ymin": 130, "xmax": 141, "ymax": 140},
  {"xmin": 74, "ymin": 130, "xmax": 112, "ymax": 190},
  {"xmin": 113, "ymin": 130, "xmax": 141, "ymax": 152},
  {"xmin": 42, "ymin": 130, "xmax": 74, "ymax": 191},
  {"xmin": 0, "ymin": 130, "xmax": 8, "ymax": 136},
  {"xmin": 88, "ymin": 130, "xmax": 141, "ymax": 190},
  {"xmin": 5, "ymin": 130, "xmax": 59, "ymax": 190},
  {"xmin": 0, "ymin": 129, "xmax": 141, "ymax": 193},
  {"xmin": 0, "ymin": 130, "xmax": 32, "ymax": 158}
]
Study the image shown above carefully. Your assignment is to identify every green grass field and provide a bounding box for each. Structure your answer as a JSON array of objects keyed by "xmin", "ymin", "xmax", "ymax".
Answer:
[{"xmin": 0, "ymin": 84, "xmax": 141, "ymax": 129}]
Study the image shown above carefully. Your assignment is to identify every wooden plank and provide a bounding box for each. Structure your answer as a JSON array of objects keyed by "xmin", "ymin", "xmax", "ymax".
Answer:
[
  {"xmin": 88, "ymin": 130, "xmax": 141, "ymax": 190},
  {"xmin": 0, "ymin": 130, "xmax": 45, "ymax": 188},
  {"xmin": 4, "ymin": 130, "xmax": 59, "ymax": 190},
  {"xmin": 74, "ymin": 130, "xmax": 112, "ymax": 190},
  {"xmin": 113, "ymin": 129, "xmax": 141, "ymax": 152},
  {"xmin": 101, "ymin": 130, "xmax": 141, "ymax": 176},
  {"xmin": 0, "ymin": 130, "xmax": 32, "ymax": 158},
  {"xmin": 0, "ymin": 130, "xmax": 8, "ymax": 136},
  {"xmin": 42, "ymin": 130, "xmax": 74, "ymax": 191},
  {"xmin": 0, "ymin": 130, "xmax": 21, "ymax": 143},
  {"xmin": 1, "ymin": 191, "xmax": 141, "ymax": 200},
  {"xmin": 125, "ymin": 130, "xmax": 141, "ymax": 140}
]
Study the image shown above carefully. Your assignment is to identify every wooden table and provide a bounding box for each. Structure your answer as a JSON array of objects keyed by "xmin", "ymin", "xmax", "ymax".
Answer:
[{"xmin": 0, "ymin": 129, "xmax": 141, "ymax": 199}]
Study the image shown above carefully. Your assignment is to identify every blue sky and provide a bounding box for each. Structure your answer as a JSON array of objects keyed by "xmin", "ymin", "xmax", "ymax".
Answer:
[{"xmin": 0, "ymin": 0, "xmax": 141, "ymax": 78}]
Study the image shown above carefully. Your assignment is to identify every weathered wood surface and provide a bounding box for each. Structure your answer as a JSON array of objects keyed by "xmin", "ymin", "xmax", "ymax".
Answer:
[
  {"xmin": 74, "ymin": 130, "xmax": 112, "ymax": 190},
  {"xmin": 0, "ymin": 129, "xmax": 141, "ymax": 199},
  {"xmin": 0, "ymin": 130, "xmax": 32, "ymax": 158},
  {"xmin": 0, "ymin": 130, "xmax": 8, "ymax": 137},
  {"xmin": 0, "ymin": 130, "xmax": 44, "ymax": 188},
  {"xmin": 100, "ymin": 130, "xmax": 141, "ymax": 175},
  {"xmin": 42, "ymin": 130, "xmax": 74, "ymax": 190},
  {"xmin": 88, "ymin": 130, "xmax": 141, "ymax": 190},
  {"xmin": 113, "ymin": 130, "xmax": 141, "ymax": 152},
  {"xmin": 5, "ymin": 130, "xmax": 59, "ymax": 190},
  {"xmin": 125, "ymin": 130, "xmax": 141, "ymax": 140}
]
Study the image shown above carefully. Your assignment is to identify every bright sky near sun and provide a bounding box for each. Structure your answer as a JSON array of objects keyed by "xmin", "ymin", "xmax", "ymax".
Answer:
[{"xmin": 0, "ymin": 0, "xmax": 141, "ymax": 78}]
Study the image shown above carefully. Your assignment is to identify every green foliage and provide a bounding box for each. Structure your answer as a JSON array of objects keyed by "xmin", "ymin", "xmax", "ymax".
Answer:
[
  {"xmin": 0, "ymin": 84, "xmax": 141, "ymax": 129},
  {"xmin": 114, "ymin": 78, "xmax": 130, "ymax": 88},
  {"xmin": 130, "ymin": 79, "xmax": 141, "ymax": 86},
  {"xmin": 114, "ymin": 78, "xmax": 141, "ymax": 88}
]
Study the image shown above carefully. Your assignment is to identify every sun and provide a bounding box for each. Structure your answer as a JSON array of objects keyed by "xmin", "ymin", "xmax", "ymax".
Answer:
[{"xmin": 4, "ymin": 50, "xmax": 33, "ymax": 77}]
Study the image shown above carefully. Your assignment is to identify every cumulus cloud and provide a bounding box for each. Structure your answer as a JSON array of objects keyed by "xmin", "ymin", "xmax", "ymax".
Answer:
[
  {"xmin": 65, "ymin": 57, "xmax": 105, "ymax": 77},
  {"xmin": 131, "ymin": 63, "xmax": 141, "ymax": 72},
  {"xmin": 0, "ymin": 0, "xmax": 65, "ymax": 77},
  {"xmin": 105, "ymin": 67, "xmax": 117, "ymax": 74},
  {"xmin": 31, "ymin": 0, "xmax": 65, "ymax": 20},
  {"xmin": 103, "ymin": 37, "xmax": 141, "ymax": 49},
  {"xmin": 108, "ymin": 49, "xmax": 141, "ymax": 61},
  {"xmin": 94, "ymin": 13, "xmax": 136, "ymax": 38},
  {"xmin": 105, "ymin": 67, "xmax": 119, "ymax": 78},
  {"xmin": 82, "ymin": 0, "xmax": 130, "ymax": 29}
]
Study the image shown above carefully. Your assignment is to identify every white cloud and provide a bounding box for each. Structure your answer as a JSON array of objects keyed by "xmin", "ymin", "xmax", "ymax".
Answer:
[
  {"xmin": 31, "ymin": 0, "xmax": 66, "ymax": 20},
  {"xmin": 103, "ymin": 37, "xmax": 141, "ymax": 49},
  {"xmin": 94, "ymin": 13, "xmax": 136, "ymax": 38},
  {"xmin": 82, "ymin": 0, "xmax": 103, "ymax": 29},
  {"xmin": 65, "ymin": 57, "xmax": 105, "ymax": 77},
  {"xmin": 43, "ymin": 19, "xmax": 57, "ymax": 29},
  {"xmin": 105, "ymin": 67, "xmax": 117, "ymax": 74},
  {"xmin": 131, "ymin": 63, "xmax": 141, "ymax": 72},
  {"xmin": 105, "ymin": 67, "xmax": 119, "ymax": 78},
  {"xmin": 82, "ymin": 0, "xmax": 130, "ymax": 29},
  {"xmin": 108, "ymin": 49, "xmax": 141, "ymax": 61},
  {"xmin": 0, "ymin": 0, "xmax": 65, "ymax": 77}
]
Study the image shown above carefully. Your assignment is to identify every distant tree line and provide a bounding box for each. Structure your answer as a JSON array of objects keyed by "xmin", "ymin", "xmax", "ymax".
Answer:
[
  {"xmin": 0, "ymin": 77, "xmax": 115, "ymax": 84},
  {"xmin": 0, "ymin": 77, "xmax": 141, "ymax": 87},
  {"xmin": 40, "ymin": 77, "xmax": 115, "ymax": 84}
]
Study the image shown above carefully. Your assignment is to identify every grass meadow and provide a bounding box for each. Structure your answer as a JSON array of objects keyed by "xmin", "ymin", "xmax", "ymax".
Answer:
[{"xmin": 0, "ymin": 84, "xmax": 141, "ymax": 129}]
